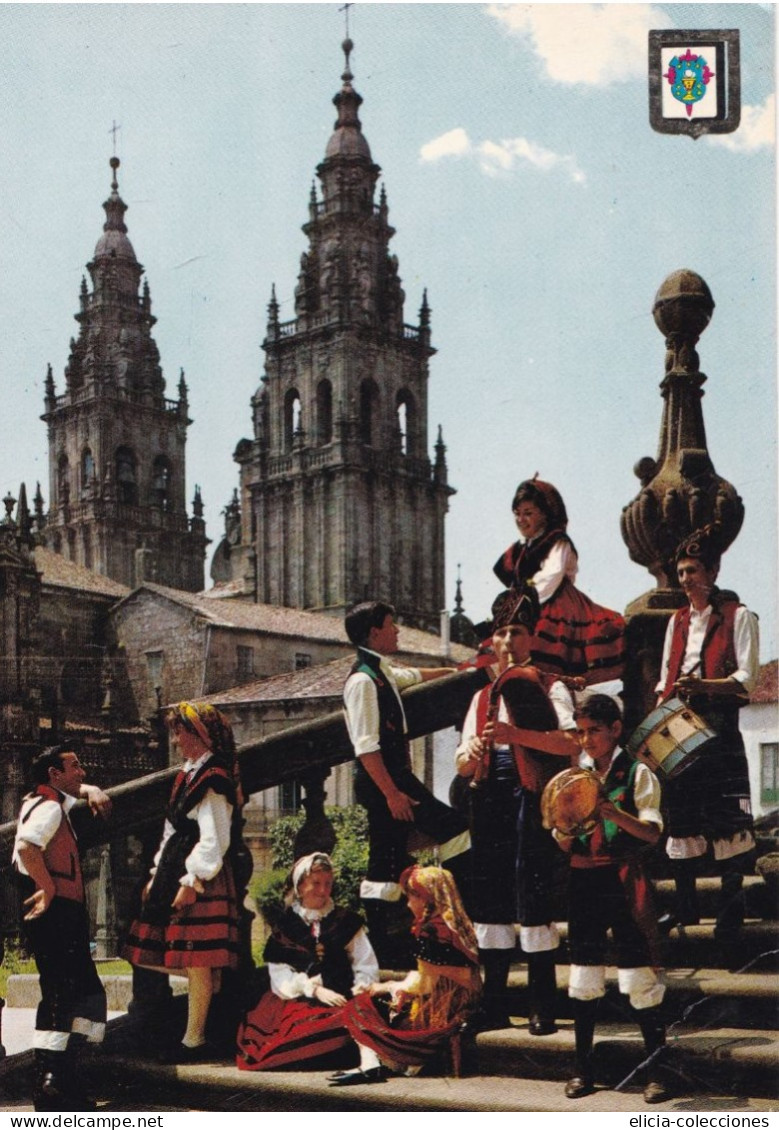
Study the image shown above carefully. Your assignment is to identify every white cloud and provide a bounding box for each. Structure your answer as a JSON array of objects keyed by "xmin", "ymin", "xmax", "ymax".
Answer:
[
  {"xmin": 419, "ymin": 127, "xmax": 472, "ymax": 163},
  {"xmin": 707, "ymin": 94, "xmax": 776, "ymax": 153},
  {"xmin": 419, "ymin": 127, "xmax": 585, "ymax": 184},
  {"xmin": 487, "ymin": 3, "xmax": 666, "ymax": 85},
  {"xmin": 478, "ymin": 137, "xmax": 586, "ymax": 183}
]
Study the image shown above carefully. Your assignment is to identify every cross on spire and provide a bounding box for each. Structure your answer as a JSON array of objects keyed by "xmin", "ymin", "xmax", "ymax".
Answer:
[
  {"xmin": 339, "ymin": 3, "xmax": 352, "ymax": 38},
  {"xmin": 109, "ymin": 120, "xmax": 121, "ymax": 156}
]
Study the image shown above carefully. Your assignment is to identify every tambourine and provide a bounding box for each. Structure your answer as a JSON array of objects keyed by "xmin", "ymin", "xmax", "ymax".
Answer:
[{"xmin": 541, "ymin": 767, "xmax": 603, "ymax": 838}]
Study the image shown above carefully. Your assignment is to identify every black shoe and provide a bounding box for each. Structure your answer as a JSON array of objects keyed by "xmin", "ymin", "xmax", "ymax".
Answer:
[
  {"xmin": 328, "ymin": 1067, "xmax": 386, "ymax": 1087},
  {"xmin": 644, "ymin": 1078, "xmax": 672, "ymax": 1104},
  {"xmin": 565, "ymin": 1075, "xmax": 595, "ymax": 1099},
  {"xmin": 529, "ymin": 1015, "xmax": 557, "ymax": 1036}
]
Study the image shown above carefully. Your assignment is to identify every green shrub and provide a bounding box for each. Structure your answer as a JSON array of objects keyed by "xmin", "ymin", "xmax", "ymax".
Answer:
[{"xmin": 253, "ymin": 805, "xmax": 370, "ymax": 923}]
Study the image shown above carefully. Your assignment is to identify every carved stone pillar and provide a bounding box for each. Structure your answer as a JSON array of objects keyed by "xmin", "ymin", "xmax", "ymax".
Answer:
[{"xmin": 621, "ymin": 270, "xmax": 744, "ymax": 730}]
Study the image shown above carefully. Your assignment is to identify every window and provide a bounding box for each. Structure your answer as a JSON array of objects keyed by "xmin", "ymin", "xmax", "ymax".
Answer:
[
  {"xmin": 145, "ymin": 651, "xmax": 163, "ymax": 697},
  {"xmin": 279, "ymin": 780, "xmax": 301, "ymax": 813},
  {"xmin": 760, "ymin": 743, "xmax": 778, "ymax": 805},
  {"xmin": 237, "ymin": 646, "xmax": 255, "ymax": 680},
  {"xmin": 294, "ymin": 652, "xmax": 312, "ymax": 670},
  {"xmin": 151, "ymin": 456, "xmax": 172, "ymax": 510},
  {"xmin": 284, "ymin": 389, "xmax": 302, "ymax": 451},
  {"xmin": 57, "ymin": 454, "xmax": 70, "ymax": 505},
  {"xmin": 396, "ymin": 389, "xmax": 415, "ymax": 456},
  {"xmin": 116, "ymin": 446, "xmax": 138, "ymax": 505},
  {"xmin": 81, "ymin": 448, "xmax": 94, "ymax": 496}
]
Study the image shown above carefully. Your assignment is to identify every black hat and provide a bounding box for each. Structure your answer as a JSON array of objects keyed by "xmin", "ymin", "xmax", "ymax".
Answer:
[
  {"xmin": 675, "ymin": 523, "xmax": 722, "ymax": 571},
  {"xmin": 491, "ymin": 584, "xmax": 540, "ymax": 634}
]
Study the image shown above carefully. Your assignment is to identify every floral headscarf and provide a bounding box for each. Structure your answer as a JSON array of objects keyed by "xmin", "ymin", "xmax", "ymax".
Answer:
[
  {"xmin": 167, "ymin": 701, "xmax": 243, "ymax": 804},
  {"xmin": 400, "ymin": 865, "xmax": 478, "ymax": 963}
]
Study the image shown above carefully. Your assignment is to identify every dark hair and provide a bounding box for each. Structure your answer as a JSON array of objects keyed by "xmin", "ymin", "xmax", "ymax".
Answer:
[
  {"xmin": 345, "ymin": 600, "xmax": 395, "ymax": 647},
  {"xmin": 511, "ymin": 478, "xmax": 568, "ymax": 530},
  {"xmin": 573, "ymin": 694, "xmax": 622, "ymax": 728},
  {"xmin": 31, "ymin": 744, "xmax": 78, "ymax": 785}
]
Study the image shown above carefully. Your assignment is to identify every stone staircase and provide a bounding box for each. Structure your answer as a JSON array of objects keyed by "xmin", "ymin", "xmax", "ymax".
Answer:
[{"xmin": 1, "ymin": 876, "xmax": 777, "ymax": 1112}]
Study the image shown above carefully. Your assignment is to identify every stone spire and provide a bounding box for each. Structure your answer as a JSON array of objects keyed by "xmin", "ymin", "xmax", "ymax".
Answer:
[
  {"xmin": 40, "ymin": 155, "xmax": 208, "ymax": 591},
  {"xmin": 621, "ymin": 270, "xmax": 744, "ymax": 588}
]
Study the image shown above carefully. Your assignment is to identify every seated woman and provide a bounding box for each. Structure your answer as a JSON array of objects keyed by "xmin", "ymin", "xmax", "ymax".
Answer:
[
  {"xmin": 123, "ymin": 701, "xmax": 243, "ymax": 1062},
  {"xmin": 236, "ymin": 853, "xmax": 384, "ymax": 1081},
  {"xmin": 339, "ymin": 865, "xmax": 481, "ymax": 1080},
  {"xmin": 494, "ymin": 475, "xmax": 625, "ymax": 686}
]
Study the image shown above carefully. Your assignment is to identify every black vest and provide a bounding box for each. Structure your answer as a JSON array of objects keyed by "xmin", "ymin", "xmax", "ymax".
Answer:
[{"xmin": 350, "ymin": 649, "xmax": 410, "ymax": 777}]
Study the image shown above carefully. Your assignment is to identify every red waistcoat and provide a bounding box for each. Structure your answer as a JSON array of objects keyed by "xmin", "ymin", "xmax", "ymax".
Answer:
[
  {"xmin": 20, "ymin": 785, "xmax": 84, "ymax": 903},
  {"xmin": 661, "ymin": 594, "xmax": 741, "ymax": 702}
]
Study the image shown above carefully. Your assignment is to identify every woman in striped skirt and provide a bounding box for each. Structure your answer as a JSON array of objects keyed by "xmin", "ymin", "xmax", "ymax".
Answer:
[
  {"xmin": 493, "ymin": 476, "xmax": 625, "ymax": 686},
  {"xmin": 123, "ymin": 702, "xmax": 241, "ymax": 1062}
]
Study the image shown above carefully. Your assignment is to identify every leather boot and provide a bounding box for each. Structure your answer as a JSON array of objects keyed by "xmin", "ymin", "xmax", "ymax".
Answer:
[
  {"xmin": 526, "ymin": 950, "xmax": 558, "ymax": 1035},
  {"xmin": 636, "ymin": 1005, "xmax": 671, "ymax": 1104},
  {"xmin": 565, "ymin": 998, "xmax": 598, "ymax": 1099},
  {"xmin": 476, "ymin": 948, "xmax": 512, "ymax": 1030}
]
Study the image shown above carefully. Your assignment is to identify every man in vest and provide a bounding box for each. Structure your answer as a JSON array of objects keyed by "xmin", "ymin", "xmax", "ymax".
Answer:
[
  {"xmin": 343, "ymin": 600, "xmax": 470, "ymax": 964},
  {"xmin": 655, "ymin": 525, "xmax": 758, "ymax": 956},
  {"xmin": 455, "ymin": 585, "xmax": 578, "ymax": 1033},
  {"xmin": 13, "ymin": 745, "xmax": 111, "ymax": 1110},
  {"xmin": 555, "ymin": 694, "xmax": 668, "ymax": 1104}
]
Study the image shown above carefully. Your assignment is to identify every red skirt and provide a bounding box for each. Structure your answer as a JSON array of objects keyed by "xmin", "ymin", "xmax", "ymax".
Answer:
[
  {"xmin": 236, "ymin": 990, "xmax": 353, "ymax": 1071},
  {"xmin": 342, "ymin": 985, "xmax": 472, "ymax": 1073},
  {"xmin": 123, "ymin": 865, "xmax": 239, "ymax": 971},
  {"xmin": 533, "ymin": 579, "xmax": 625, "ymax": 684}
]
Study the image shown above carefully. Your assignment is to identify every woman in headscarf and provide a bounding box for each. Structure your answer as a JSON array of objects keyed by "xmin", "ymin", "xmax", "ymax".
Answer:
[
  {"xmin": 338, "ymin": 865, "xmax": 481, "ymax": 1080},
  {"xmin": 123, "ymin": 701, "xmax": 243, "ymax": 1062},
  {"xmin": 494, "ymin": 475, "xmax": 625, "ymax": 686},
  {"xmin": 236, "ymin": 853, "xmax": 384, "ymax": 1081}
]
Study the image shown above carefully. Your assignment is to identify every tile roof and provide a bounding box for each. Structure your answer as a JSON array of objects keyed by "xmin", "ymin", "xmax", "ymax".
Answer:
[
  {"xmin": 202, "ymin": 656, "xmax": 354, "ymax": 705},
  {"xmin": 34, "ymin": 547, "xmax": 131, "ymax": 598},
  {"xmin": 116, "ymin": 583, "xmax": 474, "ymax": 661}
]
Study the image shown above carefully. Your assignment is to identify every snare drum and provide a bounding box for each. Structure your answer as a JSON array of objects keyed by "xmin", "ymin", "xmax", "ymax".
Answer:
[
  {"xmin": 627, "ymin": 696, "xmax": 716, "ymax": 780},
  {"xmin": 541, "ymin": 767, "xmax": 602, "ymax": 838}
]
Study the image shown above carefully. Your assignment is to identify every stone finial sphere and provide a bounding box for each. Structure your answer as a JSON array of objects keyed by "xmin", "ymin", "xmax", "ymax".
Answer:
[{"xmin": 652, "ymin": 269, "xmax": 714, "ymax": 339}]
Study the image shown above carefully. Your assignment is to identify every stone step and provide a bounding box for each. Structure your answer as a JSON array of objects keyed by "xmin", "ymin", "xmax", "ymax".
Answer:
[
  {"xmin": 550, "ymin": 918, "xmax": 779, "ymax": 973},
  {"xmin": 474, "ymin": 1021, "xmax": 779, "ymax": 1097},
  {"xmin": 74, "ymin": 1031, "xmax": 777, "ymax": 1113},
  {"xmin": 492, "ymin": 964, "xmax": 779, "ymax": 1032},
  {"xmin": 651, "ymin": 875, "xmax": 776, "ymax": 921}
]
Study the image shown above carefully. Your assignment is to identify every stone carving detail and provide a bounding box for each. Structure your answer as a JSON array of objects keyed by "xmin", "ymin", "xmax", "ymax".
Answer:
[{"xmin": 620, "ymin": 270, "xmax": 743, "ymax": 588}]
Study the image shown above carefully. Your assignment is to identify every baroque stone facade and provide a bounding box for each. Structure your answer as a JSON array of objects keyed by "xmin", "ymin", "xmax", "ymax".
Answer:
[
  {"xmin": 214, "ymin": 41, "xmax": 453, "ymax": 631},
  {"xmin": 41, "ymin": 158, "xmax": 209, "ymax": 592}
]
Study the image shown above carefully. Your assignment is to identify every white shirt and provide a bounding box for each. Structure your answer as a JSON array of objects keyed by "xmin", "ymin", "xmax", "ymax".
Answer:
[
  {"xmin": 529, "ymin": 537, "xmax": 578, "ymax": 604},
  {"xmin": 455, "ymin": 673, "xmax": 575, "ymax": 767},
  {"xmin": 343, "ymin": 648, "xmax": 422, "ymax": 758},
  {"xmin": 655, "ymin": 602, "xmax": 759, "ymax": 695},
  {"xmin": 12, "ymin": 790, "xmax": 77, "ymax": 874},
  {"xmin": 268, "ymin": 899, "xmax": 380, "ymax": 1000},
  {"xmin": 592, "ymin": 747, "xmax": 663, "ymax": 830},
  {"xmin": 151, "ymin": 751, "xmax": 233, "ymax": 889}
]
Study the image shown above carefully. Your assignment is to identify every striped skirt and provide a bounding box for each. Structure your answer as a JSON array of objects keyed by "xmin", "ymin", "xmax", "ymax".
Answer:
[
  {"xmin": 236, "ymin": 991, "xmax": 353, "ymax": 1071},
  {"xmin": 123, "ymin": 864, "xmax": 240, "ymax": 971},
  {"xmin": 532, "ymin": 578, "xmax": 625, "ymax": 684}
]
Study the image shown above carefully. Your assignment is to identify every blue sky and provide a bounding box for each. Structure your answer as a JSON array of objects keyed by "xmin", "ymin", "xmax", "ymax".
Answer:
[{"xmin": 0, "ymin": 3, "xmax": 775, "ymax": 657}]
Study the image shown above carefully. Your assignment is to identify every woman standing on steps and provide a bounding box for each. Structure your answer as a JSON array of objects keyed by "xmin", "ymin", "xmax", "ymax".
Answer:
[{"xmin": 123, "ymin": 701, "xmax": 243, "ymax": 1063}]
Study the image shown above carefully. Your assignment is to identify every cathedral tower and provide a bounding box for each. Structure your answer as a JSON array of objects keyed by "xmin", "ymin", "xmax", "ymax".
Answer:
[
  {"xmin": 225, "ymin": 40, "xmax": 453, "ymax": 630},
  {"xmin": 42, "ymin": 158, "xmax": 208, "ymax": 591}
]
